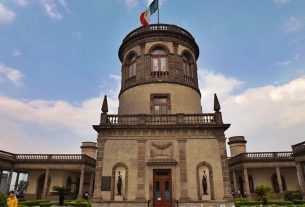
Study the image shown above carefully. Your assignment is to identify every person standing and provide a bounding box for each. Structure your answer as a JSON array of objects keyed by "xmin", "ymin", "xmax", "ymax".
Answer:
[{"xmin": 7, "ymin": 191, "xmax": 18, "ymax": 207}]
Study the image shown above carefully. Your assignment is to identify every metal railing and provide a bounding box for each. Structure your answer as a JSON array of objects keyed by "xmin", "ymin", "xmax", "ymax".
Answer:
[
  {"xmin": 123, "ymin": 24, "xmax": 194, "ymax": 42},
  {"xmin": 228, "ymin": 151, "xmax": 294, "ymax": 165}
]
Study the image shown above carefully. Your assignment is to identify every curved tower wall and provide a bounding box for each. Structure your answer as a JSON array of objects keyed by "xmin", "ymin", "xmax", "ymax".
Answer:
[{"xmin": 118, "ymin": 24, "xmax": 202, "ymax": 114}]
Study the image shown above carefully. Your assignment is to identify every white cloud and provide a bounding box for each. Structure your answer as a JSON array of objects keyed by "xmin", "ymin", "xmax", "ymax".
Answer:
[
  {"xmin": 274, "ymin": 0, "xmax": 290, "ymax": 5},
  {"xmin": 284, "ymin": 16, "xmax": 305, "ymax": 33},
  {"xmin": 277, "ymin": 60, "xmax": 291, "ymax": 65},
  {"xmin": 0, "ymin": 63, "xmax": 24, "ymax": 86},
  {"xmin": 57, "ymin": 0, "xmax": 70, "ymax": 13},
  {"xmin": 0, "ymin": 3, "xmax": 15, "ymax": 24},
  {"xmin": 222, "ymin": 77, "xmax": 305, "ymax": 152},
  {"xmin": 41, "ymin": 0, "xmax": 62, "ymax": 20},
  {"xmin": 13, "ymin": 49, "xmax": 22, "ymax": 57},
  {"xmin": 0, "ymin": 75, "xmax": 120, "ymax": 151},
  {"xmin": 196, "ymin": 69, "xmax": 305, "ymax": 152},
  {"xmin": 197, "ymin": 69, "xmax": 243, "ymax": 111},
  {"xmin": 124, "ymin": 0, "xmax": 138, "ymax": 9},
  {"xmin": 14, "ymin": 0, "xmax": 29, "ymax": 7}
]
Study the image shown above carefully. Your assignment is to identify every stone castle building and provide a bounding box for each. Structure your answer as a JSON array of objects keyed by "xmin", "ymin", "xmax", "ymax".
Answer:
[{"xmin": 0, "ymin": 24, "xmax": 304, "ymax": 207}]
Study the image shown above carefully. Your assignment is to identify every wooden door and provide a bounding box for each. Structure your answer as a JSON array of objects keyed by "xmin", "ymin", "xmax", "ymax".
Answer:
[{"xmin": 153, "ymin": 169, "xmax": 172, "ymax": 207}]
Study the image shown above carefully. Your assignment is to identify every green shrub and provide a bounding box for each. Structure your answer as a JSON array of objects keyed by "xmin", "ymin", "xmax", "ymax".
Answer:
[
  {"xmin": 19, "ymin": 200, "xmax": 50, "ymax": 206},
  {"xmin": 234, "ymin": 200, "xmax": 261, "ymax": 206},
  {"xmin": 294, "ymin": 199, "xmax": 305, "ymax": 204},
  {"xmin": 255, "ymin": 183, "xmax": 274, "ymax": 204},
  {"xmin": 0, "ymin": 192, "xmax": 7, "ymax": 207},
  {"xmin": 234, "ymin": 197, "xmax": 249, "ymax": 202},
  {"xmin": 267, "ymin": 200, "xmax": 294, "ymax": 206},
  {"xmin": 18, "ymin": 205, "xmax": 28, "ymax": 207},
  {"xmin": 284, "ymin": 190, "xmax": 303, "ymax": 201},
  {"xmin": 39, "ymin": 202, "xmax": 57, "ymax": 207}
]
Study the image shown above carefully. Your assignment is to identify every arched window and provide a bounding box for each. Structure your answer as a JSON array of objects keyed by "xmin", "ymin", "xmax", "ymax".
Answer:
[
  {"xmin": 66, "ymin": 176, "xmax": 72, "ymax": 188},
  {"xmin": 151, "ymin": 47, "xmax": 167, "ymax": 72},
  {"xmin": 125, "ymin": 53, "xmax": 136, "ymax": 79},
  {"xmin": 182, "ymin": 52, "xmax": 193, "ymax": 78}
]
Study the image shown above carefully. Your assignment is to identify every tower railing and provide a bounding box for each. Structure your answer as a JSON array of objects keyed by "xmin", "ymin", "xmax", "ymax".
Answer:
[{"xmin": 104, "ymin": 113, "xmax": 216, "ymax": 126}]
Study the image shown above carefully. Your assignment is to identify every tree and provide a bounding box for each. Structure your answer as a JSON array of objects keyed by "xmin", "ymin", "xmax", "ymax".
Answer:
[
  {"xmin": 0, "ymin": 192, "xmax": 7, "ymax": 207},
  {"xmin": 52, "ymin": 185, "xmax": 71, "ymax": 206},
  {"xmin": 255, "ymin": 184, "xmax": 274, "ymax": 205}
]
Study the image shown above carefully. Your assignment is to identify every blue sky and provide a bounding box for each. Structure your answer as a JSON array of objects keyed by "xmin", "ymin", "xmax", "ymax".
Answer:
[{"xmin": 0, "ymin": 0, "xmax": 304, "ymax": 154}]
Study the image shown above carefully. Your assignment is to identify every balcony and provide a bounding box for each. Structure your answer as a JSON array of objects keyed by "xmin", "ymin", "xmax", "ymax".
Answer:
[
  {"xmin": 228, "ymin": 152, "xmax": 294, "ymax": 166},
  {"xmin": 0, "ymin": 150, "xmax": 96, "ymax": 166},
  {"xmin": 94, "ymin": 112, "xmax": 228, "ymax": 132}
]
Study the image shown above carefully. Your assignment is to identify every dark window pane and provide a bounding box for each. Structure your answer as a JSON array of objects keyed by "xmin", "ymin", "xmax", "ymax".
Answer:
[
  {"xmin": 165, "ymin": 181, "xmax": 170, "ymax": 201},
  {"xmin": 155, "ymin": 181, "xmax": 160, "ymax": 200}
]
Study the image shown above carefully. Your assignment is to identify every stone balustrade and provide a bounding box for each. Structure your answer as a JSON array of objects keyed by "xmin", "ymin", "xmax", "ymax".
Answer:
[
  {"xmin": 0, "ymin": 151, "xmax": 96, "ymax": 165},
  {"xmin": 228, "ymin": 152, "xmax": 294, "ymax": 165},
  {"xmin": 103, "ymin": 113, "xmax": 216, "ymax": 126}
]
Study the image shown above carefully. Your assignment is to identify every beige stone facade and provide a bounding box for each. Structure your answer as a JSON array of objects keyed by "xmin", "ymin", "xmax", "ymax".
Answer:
[{"xmin": 1, "ymin": 23, "xmax": 304, "ymax": 207}]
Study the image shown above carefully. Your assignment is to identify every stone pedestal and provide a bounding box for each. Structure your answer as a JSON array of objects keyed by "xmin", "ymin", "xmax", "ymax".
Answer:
[
  {"xmin": 114, "ymin": 195, "xmax": 123, "ymax": 201},
  {"xmin": 202, "ymin": 194, "xmax": 211, "ymax": 201}
]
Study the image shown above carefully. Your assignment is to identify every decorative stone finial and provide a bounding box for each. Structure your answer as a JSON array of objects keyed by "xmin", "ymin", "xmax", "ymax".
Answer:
[
  {"xmin": 214, "ymin": 93, "xmax": 221, "ymax": 112},
  {"xmin": 102, "ymin": 95, "xmax": 108, "ymax": 113}
]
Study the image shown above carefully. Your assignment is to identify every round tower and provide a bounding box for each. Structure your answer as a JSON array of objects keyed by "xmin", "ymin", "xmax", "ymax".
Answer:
[
  {"xmin": 80, "ymin": 141, "xmax": 97, "ymax": 159},
  {"xmin": 118, "ymin": 24, "xmax": 202, "ymax": 115},
  {"xmin": 228, "ymin": 136, "xmax": 247, "ymax": 157}
]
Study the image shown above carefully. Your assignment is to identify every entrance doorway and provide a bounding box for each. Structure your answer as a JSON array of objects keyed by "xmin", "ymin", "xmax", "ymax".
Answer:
[{"xmin": 153, "ymin": 169, "xmax": 172, "ymax": 207}]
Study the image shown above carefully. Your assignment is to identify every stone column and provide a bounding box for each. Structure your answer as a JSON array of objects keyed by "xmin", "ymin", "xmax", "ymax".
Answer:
[
  {"xmin": 296, "ymin": 162, "xmax": 305, "ymax": 196},
  {"xmin": 218, "ymin": 137, "xmax": 233, "ymax": 200},
  {"xmin": 42, "ymin": 169, "xmax": 50, "ymax": 197},
  {"xmin": 14, "ymin": 172, "xmax": 20, "ymax": 191},
  {"xmin": 89, "ymin": 172, "xmax": 95, "ymax": 198},
  {"xmin": 178, "ymin": 139, "xmax": 189, "ymax": 200},
  {"xmin": 243, "ymin": 168, "xmax": 250, "ymax": 196},
  {"xmin": 136, "ymin": 139, "xmax": 146, "ymax": 200},
  {"xmin": 232, "ymin": 171, "xmax": 238, "ymax": 194},
  {"xmin": 276, "ymin": 167, "xmax": 283, "ymax": 192},
  {"xmin": 78, "ymin": 165, "xmax": 85, "ymax": 199},
  {"xmin": 6, "ymin": 169, "xmax": 13, "ymax": 192},
  {"xmin": 93, "ymin": 138, "xmax": 105, "ymax": 200}
]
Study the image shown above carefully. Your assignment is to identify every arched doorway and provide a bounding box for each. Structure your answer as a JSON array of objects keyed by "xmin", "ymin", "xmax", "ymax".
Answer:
[
  {"xmin": 238, "ymin": 176, "xmax": 244, "ymax": 197},
  {"xmin": 36, "ymin": 174, "xmax": 51, "ymax": 200},
  {"xmin": 248, "ymin": 175, "xmax": 254, "ymax": 193},
  {"xmin": 271, "ymin": 173, "xmax": 286, "ymax": 193}
]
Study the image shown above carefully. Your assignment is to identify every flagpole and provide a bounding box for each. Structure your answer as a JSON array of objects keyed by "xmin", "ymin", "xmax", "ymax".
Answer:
[{"xmin": 157, "ymin": 0, "xmax": 160, "ymax": 24}]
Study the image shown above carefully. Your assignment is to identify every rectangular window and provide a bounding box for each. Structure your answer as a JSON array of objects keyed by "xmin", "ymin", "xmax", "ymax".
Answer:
[
  {"xmin": 152, "ymin": 58, "xmax": 159, "ymax": 71},
  {"xmin": 160, "ymin": 58, "xmax": 167, "ymax": 71},
  {"xmin": 151, "ymin": 94, "xmax": 171, "ymax": 114}
]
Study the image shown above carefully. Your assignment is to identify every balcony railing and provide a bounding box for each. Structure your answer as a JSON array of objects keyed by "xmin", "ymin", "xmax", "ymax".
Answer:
[
  {"xmin": 292, "ymin": 141, "xmax": 305, "ymax": 155},
  {"xmin": 228, "ymin": 152, "xmax": 294, "ymax": 165},
  {"xmin": 0, "ymin": 151, "xmax": 96, "ymax": 166},
  {"xmin": 104, "ymin": 113, "xmax": 216, "ymax": 126}
]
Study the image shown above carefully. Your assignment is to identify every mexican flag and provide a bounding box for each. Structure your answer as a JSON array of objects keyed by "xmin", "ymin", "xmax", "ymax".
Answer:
[{"xmin": 140, "ymin": 0, "xmax": 159, "ymax": 26}]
